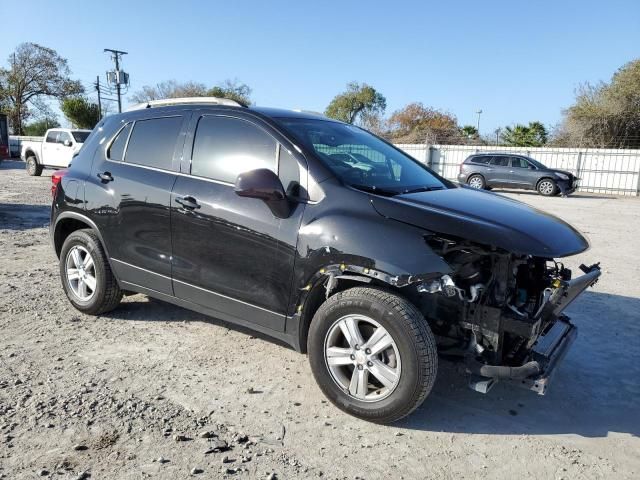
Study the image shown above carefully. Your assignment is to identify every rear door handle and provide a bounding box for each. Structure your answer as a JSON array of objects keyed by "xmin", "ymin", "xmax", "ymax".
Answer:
[
  {"xmin": 175, "ymin": 195, "xmax": 200, "ymax": 210},
  {"xmin": 97, "ymin": 171, "xmax": 113, "ymax": 182}
]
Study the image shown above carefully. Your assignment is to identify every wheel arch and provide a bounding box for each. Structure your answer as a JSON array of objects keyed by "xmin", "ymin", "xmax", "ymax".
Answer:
[
  {"xmin": 24, "ymin": 149, "xmax": 39, "ymax": 162},
  {"xmin": 291, "ymin": 264, "xmax": 416, "ymax": 353},
  {"xmin": 53, "ymin": 212, "xmax": 110, "ymax": 261},
  {"xmin": 536, "ymin": 176, "xmax": 556, "ymax": 189}
]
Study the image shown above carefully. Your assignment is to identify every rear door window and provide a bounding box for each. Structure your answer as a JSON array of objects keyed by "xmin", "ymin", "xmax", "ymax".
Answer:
[
  {"xmin": 191, "ymin": 116, "xmax": 277, "ymax": 183},
  {"xmin": 489, "ymin": 156, "xmax": 509, "ymax": 167},
  {"xmin": 46, "ymin": 131, "xmax": 58, "ymax": 143},
  {"xmin": 124, "ymin": 116, "xmax": 183, "ymax": 170}
]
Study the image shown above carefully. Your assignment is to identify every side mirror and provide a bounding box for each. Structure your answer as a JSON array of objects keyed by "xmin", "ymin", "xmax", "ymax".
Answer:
[
  {"xmin": 234, "ymin": 168, "xmax": 291, "ymax": 218},
  {"xmin": 63, "ymin": 139, "xmax": 73, "ymax": 147}
]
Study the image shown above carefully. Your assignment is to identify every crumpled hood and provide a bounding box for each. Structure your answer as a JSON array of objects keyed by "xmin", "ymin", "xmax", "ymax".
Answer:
[{"xmin": 371, "ymin": 187, "xmax": 589, "ymax": 257}]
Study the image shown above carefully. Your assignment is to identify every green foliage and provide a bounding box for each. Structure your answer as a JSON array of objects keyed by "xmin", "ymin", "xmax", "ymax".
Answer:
[
  {"xmin": 23, "ymin": 118, "xmax": 60, "ymax": 136},
  {"xmin": 207, "ymin": 79, "xmax": 252, "ymax": 105},
  {"xmin": 61, "ymin": 97, "xmax": 100, "ymax": 129},
  {"xmin": 131, "ymin": 79, "xmax": 252, "ymax": 105},
  {"xmin": 502, "ymin": 121, "xmax": 548, "ymax": 147},
  {"xmin": 325, "ymin": 82, "xmax": 386, "ymax": 124},
  {"xmin": 460, "ymin": 125, "xmax": 479, "ymax": 138},
  {"xmin": 560, "ymin": 59, "xmax": 640, "ymax": 148},
  {"xmin": 0, "ymin": 42, "xmax": 83, "ymax": 134}
]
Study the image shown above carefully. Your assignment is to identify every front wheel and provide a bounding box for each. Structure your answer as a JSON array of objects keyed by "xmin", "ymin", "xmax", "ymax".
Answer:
[
  {"xmin": 307, "ymin": 287, "xmax": 438, "ymax": 423},
  {"xmin": 537, "ymin": 178, "xmax": 557, "ymax": 196},
  {"xmin": 26, "ymin": 156, "xmax": 43, "ymax": 176}
]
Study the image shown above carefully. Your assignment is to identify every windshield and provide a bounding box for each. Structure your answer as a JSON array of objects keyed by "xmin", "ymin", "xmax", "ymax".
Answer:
[
  {"xmin": 71, "ymin": 131, "xmax": 90, "ymax": 143},
  {"xmin": 526, "ymin": 157, "xmax": 547, "ymax": 169},
  {"xmin": 275, "ymin": 118, "xmax": 448, "ymax": 195}
]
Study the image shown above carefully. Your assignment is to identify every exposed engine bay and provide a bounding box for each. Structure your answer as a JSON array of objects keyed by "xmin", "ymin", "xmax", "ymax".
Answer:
[{"xmin": 411, "ymin": 234, "xmax": 601, "ymax": 394}]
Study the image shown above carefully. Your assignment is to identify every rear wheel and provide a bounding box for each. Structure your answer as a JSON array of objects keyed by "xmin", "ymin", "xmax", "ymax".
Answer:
[
  {"xmin": 537, "ymin": 178, "xmax": 557, "ymax": 196},
  {"xmin": 307, "ymin": 287, "xmax": 438, "ymax": 423},
  {"xmin": 26, "ymin": 156, "xmax": 43, "ymax": 176},
  {"xmin": 59, "ymin": 229, "xmax": 122, "ymax": 315},
  {"xmin": 467, "ymin": 174, "xmax": 486, "ymax": 189}
]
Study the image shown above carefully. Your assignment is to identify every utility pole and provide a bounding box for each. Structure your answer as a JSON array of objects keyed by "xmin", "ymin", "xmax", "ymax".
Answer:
[
  {"xmin": 104, "ymin": 48, "xmax": 129, "ymax": 113},
  {"xmin": 495, "ymin": 127, "xmax": 501, "ymax": 145},
  {"xmin": 95, "ymin": 76, "xmax": 102, "ymax": 120},
  {"xmin": 475, "ymin": 109, "xmax": 483, "ymax": 133}
]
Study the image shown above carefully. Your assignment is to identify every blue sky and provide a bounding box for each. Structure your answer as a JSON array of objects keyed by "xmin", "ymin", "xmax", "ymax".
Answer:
[{"xmin": 2, "ymin": 0, "xmax": 639, "ymax": 134}]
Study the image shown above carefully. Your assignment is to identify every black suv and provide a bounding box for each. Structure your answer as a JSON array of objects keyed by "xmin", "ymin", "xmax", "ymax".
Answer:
[
  {"xmin": 458, "ymin": 153, "xmax": 577, "ymax": 196},
  {"xmin": 51, "ymin": 98, "xmax": 600, "ymax": 423}
]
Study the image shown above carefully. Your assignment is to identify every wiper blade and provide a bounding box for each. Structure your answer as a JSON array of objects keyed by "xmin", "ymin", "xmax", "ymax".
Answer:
[
  {"xmin": 350, "ymin": 184, "xmax": 400, "ymax": 197},
  {"xmin": 402, "ymin": 186, "xmax": 445, "ymax": 194}
]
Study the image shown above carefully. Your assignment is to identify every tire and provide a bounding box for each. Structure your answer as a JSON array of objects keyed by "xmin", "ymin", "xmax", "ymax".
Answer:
[
  {"xmin": 467, "ymin": 174, "xmax": 486, "ymax": 189},
  {"xmin": 537, "ymin": 178, "xmax": 557, "ymax": 196},
  {"xmin": 59, "ymin": 229, "xmax": 122, "ymax": 315},
  {"xmin": 307, "ymin": 286, "xmax": 438, "ymax": 423},
  {"xmin": 26, "ymin": 156, "xmax": 43, "ymax": 176}
]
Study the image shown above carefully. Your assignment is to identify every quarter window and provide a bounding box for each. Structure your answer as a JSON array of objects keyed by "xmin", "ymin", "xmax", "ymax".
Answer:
[
  {"xmin": 191, "ymin": 116, "xmax": 277, "ymax": 183},
  {"xmin": 278, "ymin": 145, "xmax": 301, "ymax": 195},
  {"xmin": 107, "ymin": 123, "xmax": 132, "ymax": 161},
  {"xmin": 124, "ymin": 116, "xmax": 183, "ymax": 170}
]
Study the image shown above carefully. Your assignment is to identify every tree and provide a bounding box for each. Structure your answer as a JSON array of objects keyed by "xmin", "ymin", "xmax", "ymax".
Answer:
[
  {"xmin": 61, "ymin": 97, "xmax": 100, "ymax": 129},
  {"xmin": 0, "ymin": 43, "xmax": 83, "ymax": 134},
  {"xmin": 501, "ymin": 121, "xmax": 548, "ymax": 147},
  {"xmin": 386, "ymin": 102, "xmax": 459, "ymax": 143},
  {"xmin": 460, "ymin": 125, "xmax": 479, "ymax": 139},
  {"xmin": 559, "ymin": 59, "xmax": 640, "ymax": 148},
  {"xmin": 130, "ymin": 80, "xmax": 208, "ymax": 103},
  {"xmin": 130, "ymin": 79, "xmax": 252, "ymax": 105},
  {"xmin": 325, "ymin": 82, "xmax": 386, "ymax": 125},
  {"xmin": 23, "ymin": 117, "xmax": 60, "ymax": 136},
  {"xmin": 207, "ymin": 79, "xmax": 252, "ymax": 105}
]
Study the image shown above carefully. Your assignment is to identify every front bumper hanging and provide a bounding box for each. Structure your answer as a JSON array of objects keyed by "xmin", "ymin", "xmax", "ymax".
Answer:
[{"xmin": 468, "ymin": 263, "xmax": 600, "ymax": 395}]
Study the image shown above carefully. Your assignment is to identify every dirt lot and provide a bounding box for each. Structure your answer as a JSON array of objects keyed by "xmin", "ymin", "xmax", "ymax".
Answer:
[{"xmin": 1, "ymin": 158, "xmax": 639, "ymax": 479}]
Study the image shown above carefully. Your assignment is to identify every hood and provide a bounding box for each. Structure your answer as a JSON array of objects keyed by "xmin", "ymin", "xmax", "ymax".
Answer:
[{"xmin": 370, "ymin": 187, "xmax": 589, "ymax": 257}]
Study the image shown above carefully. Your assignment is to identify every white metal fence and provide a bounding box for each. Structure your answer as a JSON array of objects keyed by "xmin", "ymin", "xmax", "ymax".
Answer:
[{"xmin": 396, "ymin": 144, "xmax": 640, "ymax": 196}]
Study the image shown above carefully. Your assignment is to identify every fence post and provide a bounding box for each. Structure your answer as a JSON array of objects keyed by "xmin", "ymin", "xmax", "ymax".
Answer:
[
  {"xmin": 426, "ymin": 144, "xmax": 433, "ymax": 168},
  {"xmin": 576, "ymin": 151, "xmax": 583, "ymax": 191}
]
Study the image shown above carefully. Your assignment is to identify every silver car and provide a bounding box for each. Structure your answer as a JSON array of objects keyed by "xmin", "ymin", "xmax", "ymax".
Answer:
[{"xmin": 458, "ymin": 153, "xmax": 577, "ymax": 196}]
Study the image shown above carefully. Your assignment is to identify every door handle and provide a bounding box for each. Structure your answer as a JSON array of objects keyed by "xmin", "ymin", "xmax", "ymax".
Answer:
[
  {"xmin": 175, "ymin": 195, "xmax": 200, "ymax": 210},
  {"xmin": 97, "ymin": 171, "xmax": 113, "ymax": 182}
]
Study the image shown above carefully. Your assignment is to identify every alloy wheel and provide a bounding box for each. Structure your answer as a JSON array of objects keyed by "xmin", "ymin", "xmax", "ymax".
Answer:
[
  {"xmin": 65, "ymin": 245, "xmax": 97, "ymax": 301},
  {"xmin": 468, "ymin": 176, "xmax": 484, "ymax": 189},
  {"xmin": 539, "ymin": 180, "xmax": 554, "ymax": 195},
  {"xmin": 324, "ymin": 314, "xmax": 402, "ymax": 402}
]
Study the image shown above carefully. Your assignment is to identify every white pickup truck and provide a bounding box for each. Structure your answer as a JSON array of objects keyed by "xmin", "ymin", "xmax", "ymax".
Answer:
[{"xmin": 21, "ymin": 128, "xmax": 91, "ymax": 176}]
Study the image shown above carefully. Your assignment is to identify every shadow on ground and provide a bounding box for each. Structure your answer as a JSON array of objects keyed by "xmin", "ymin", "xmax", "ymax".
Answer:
[
  {"xmin": 494, "ymin": 188, "xmax": 614, "ymax": 200},
  {"xmin": 103, "ymin": 289, "xmax": 640, "ymax": 438},
  {"xmin": 0, "ymin": 203, "xmax": 50, "ymax": 230}
]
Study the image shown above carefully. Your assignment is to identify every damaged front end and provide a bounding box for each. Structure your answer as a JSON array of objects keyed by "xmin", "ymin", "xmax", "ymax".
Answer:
[{"xmin": 412, "ymin": 235, "xmax": 601, "ymax": 395}]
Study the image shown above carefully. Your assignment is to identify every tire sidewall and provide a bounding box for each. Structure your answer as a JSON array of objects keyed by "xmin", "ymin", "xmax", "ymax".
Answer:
[
  {"xmin": 468, "ymin": 174, "xmax": 485, "ymax": 189},
  {"xmin": 59, "ymin": 231, "xmax": 110, "ymax": 313},
  {"xmin": 308, "ymin": 292, "xmax": 427, "ymax": 422},
  {"xmin": 537, "ymin": 178, "xmax": 557, "ymax": 196},
  {"xmin": 26, "ymin": 157, "xmax": 37, "ymax": 175}
]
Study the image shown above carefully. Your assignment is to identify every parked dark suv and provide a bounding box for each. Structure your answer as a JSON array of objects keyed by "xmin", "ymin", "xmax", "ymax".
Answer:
[
  {"xmin": 458, "ymin": 153, "xmax": 577, "ymax": 196},
  {"xmin": 51, "ymin": 98, "xmax": 600, "ymax": 423}
]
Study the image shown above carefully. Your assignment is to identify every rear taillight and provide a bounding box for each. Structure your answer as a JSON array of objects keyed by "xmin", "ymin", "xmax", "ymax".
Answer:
[{"xmin": 51, "ymin": 169, "xmax": 68, "ymax": 198}]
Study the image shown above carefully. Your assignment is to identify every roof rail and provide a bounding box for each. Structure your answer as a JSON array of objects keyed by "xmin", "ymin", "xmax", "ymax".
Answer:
[{"xmin": 126, "ymin": 96, "xmax": 244, "ymax": 111}]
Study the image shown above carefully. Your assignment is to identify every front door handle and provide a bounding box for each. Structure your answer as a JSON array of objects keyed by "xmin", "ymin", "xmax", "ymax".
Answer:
[
  {"xmin": 175, "ymin": 195, "xmax": 200, "ymax": 210},
  {"xmin": 97, "ymin": 171, "xmax": 113, "ymax": 182}
]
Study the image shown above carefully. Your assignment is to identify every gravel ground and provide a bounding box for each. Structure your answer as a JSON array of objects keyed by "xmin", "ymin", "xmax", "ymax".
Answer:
[{"xmin": 1, "ymin": 158, "xmax": 639, "ymax": 479}]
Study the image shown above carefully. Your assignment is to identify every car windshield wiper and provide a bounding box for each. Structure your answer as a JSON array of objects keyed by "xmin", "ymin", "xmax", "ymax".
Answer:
[
  {"xmin": 350, "ymin": 184, "xmax": 401, "ymax": 197},
  {"xmin": 401, "ymin": 185, "xmax": 446, "ymax": 194}
]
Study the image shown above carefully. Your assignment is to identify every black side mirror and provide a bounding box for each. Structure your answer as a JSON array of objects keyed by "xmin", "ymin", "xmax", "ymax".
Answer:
[{"xmin": 234, "ymin": 168, "xmax": 291, "ymax": 218}]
